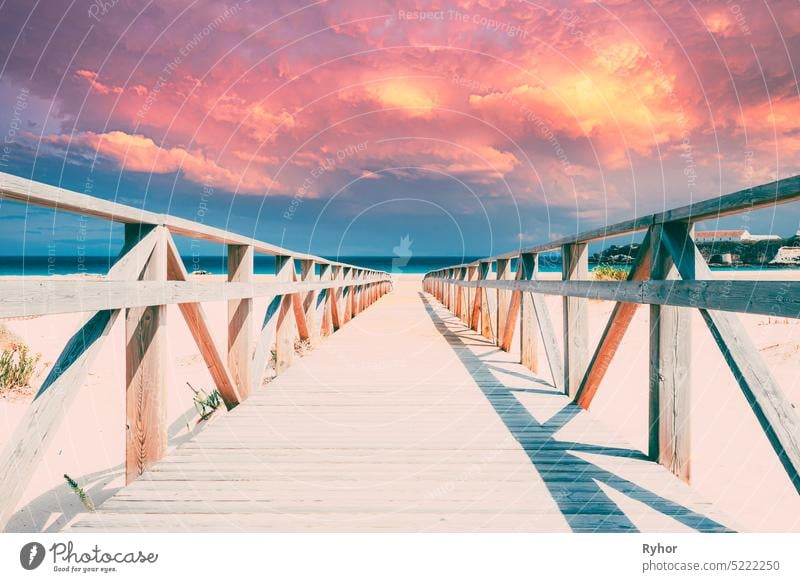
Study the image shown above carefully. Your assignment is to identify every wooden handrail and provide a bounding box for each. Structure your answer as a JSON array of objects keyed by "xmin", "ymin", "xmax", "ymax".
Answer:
[
  {"xmin": 423, "ymin": 176, "xmax": 800, "ymax": 495},
  {"xmin": 0, "ymin": 173, "xmax": 394, "ymax": 529},
  {"xmin": 428, "ymin": 174, "xmax": 800, "ymax": 268},
  {"xmin": 0, "ymin": 170, "xmax": 386, "ymax": 270}
]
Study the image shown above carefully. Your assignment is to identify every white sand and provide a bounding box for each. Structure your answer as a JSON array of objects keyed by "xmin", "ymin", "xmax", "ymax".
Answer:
[{"xmin": 1, "ymin": 270, "xmax": 799, "ymax": 532}]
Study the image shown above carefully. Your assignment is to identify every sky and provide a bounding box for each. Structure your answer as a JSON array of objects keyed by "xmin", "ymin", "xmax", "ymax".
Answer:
[{"xmin": 0, "ymin": 0, "xmax": 798, "ymax": 260}]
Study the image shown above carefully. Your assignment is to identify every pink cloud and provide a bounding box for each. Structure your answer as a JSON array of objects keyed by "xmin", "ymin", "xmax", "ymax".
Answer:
[
  {"xmin": 42, "ymin": 130, "xmax": 280, "ymax": 195},
  {"xmin": 1, "ymin": 0, "xmax": 797, "ymax": 215}
]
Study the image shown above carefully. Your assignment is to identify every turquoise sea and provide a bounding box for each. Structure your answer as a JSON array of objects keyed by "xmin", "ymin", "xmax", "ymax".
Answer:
[{"xmin": 0, "ymin": 256, "xmax": 791, "ymax": 276}]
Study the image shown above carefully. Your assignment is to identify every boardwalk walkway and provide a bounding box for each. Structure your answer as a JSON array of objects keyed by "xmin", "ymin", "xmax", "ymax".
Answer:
[{"xmin": 68, "ymin": 281, "xmax": 735, "ymax": 532}]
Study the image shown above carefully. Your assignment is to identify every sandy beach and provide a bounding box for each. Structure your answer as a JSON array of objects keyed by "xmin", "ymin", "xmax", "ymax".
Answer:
[{"xmin": 1, "ymin": 270, "xmax": 799, "ymax": 532}]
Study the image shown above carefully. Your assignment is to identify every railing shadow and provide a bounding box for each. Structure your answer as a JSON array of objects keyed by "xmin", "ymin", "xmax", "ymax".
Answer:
[{"xmin": 419, "ymin": 292, "xmax": 733, "ymax": 533}]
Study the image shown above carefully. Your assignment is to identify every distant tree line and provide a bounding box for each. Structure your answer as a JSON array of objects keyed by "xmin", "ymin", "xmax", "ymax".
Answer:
[{"xmin": 587, "ymin": 235, "xmax": 800, "ymax": 267}]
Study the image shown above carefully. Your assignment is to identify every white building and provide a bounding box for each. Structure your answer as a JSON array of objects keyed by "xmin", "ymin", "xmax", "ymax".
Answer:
[{"xmin": 695, "ymin": 229, "xmax": 781, "ymax": 243}]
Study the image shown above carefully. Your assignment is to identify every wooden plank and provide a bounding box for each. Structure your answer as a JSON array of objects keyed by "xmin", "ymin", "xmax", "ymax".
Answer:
[
  {"xmin": 519, "ymin": 253, "xmax": 538, "ymax": 373},
  {"xmin": 227, "ymin": 244, "xmax": 254, "ymax": 402},
  {"xmin": 125, "ymin": 225, "xmax": 168, "ymax": 484},
  {"xmin": 164, "ymin": 233, "xmax": 241, "ymax": 408},
  {"xmin": 470, "ymin": 285, "xmax": 482, "ymax": 331},
  {"xmin": 342, "ymin": 268, "xmax": 353, "ymax": 324},
  {"xmin": 68, "ymin": 283, "xmax": 733, "ymax": 533},
  {"xmin": 466, "ymin": 266, "xmax": 478, "ymax": 329},
  {"xmin": 275, "ymin": 256, "xmax": 296, "ymax": 374},
  {"xmin": 496, "ymin": 259, "xmax": 512, "ymax": 348},
  {"xmin": 445, "ymin": 174, "xmax": 800, "ymax": 263},
  {"xmin": 661, "ymin": 222, "xmax": 800, "ymax": 492},
  {"xmin": 415, "ymin": 278, "xmax": 800, "ymax": 319},
  {"xmin": 301, "ymin": 260, "xmax": 317, "ymax": 343},
  {"xmin": 331, "ymin": 266, "xmax": 343, "ymax": 330},
  {"xmin": 481, "ymin": 262, "xmax": 496, "ymax": 341},
  {"xmin": 453, "ymin": 268, "xmax": 464, "ymax": 322},
  {"xmin": 648, "ymin": 224, "xmax": 691, "ymax": 482},
  {"xmin": 500, "ymin": 259, "xmax": 524, "ymax": 352},
  {"xmin": 562, "ymin": 243, "xmax": 589, "ymax": 397},
  {"xmin": 291, "ymin": 266, "xmax": 311, "ymax": 342},
  {"xmin": 0, "ymin": 171, "xmax": 393, "ymax": 271},
  {"xmin": 0, "ymin": 228, "xmax": 158, "ymax": 528},
  {"xmin": 0, "ymin": 276, "xmax": 391, "ymax": 319},
  {"xmin": 318, "ymin": 263, "xmax": 333, "ymax": 338},
  {"xmin": 575, "ymin": 234, "xmax": 652, "ymax": 409}
]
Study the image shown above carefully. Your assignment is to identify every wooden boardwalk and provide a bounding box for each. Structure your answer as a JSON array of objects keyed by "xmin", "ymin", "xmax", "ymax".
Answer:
[{"xmin": 68, "ymin": 282, "xmax": 735, "ymax": 533}]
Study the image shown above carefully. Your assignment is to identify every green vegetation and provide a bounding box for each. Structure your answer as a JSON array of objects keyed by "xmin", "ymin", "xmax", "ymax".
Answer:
[
  {"xmin": 0, "ymin": 343, "xmax": 41, "ymax": 393},
  {"xmin": 63, "ymin": 474, "xmax": 95, "ymax": 512},
  {"xmin": 188, "ymin": 382, "xmax": 221, "ymax": 422},
  {"xmin": 593, "ymin": 265, "xmax": 628, "ymax": 281}
]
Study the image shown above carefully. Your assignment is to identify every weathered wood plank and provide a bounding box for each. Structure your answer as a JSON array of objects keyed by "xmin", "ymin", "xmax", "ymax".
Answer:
[
  {"xmin": 164, "ymin": 234, "xmax": 241, "ymax": 408},
  {"xmin": 575, "ymin": 234, "xmax": 652, "ymax": 409},
  {"xmin": 442, "ymin": 174, "xmax": 800, "ymax": 262},
  {"xmin": 0, "ymin": 276, "xmax": 390, "ymax": 319},
  {"xmin": 275, "ymin": 256, "xmax": 296, "ymax": 374},
  {"xmin": 227, "ymin": 244, "xmax": 254, "ymax": 402},
  {"xmin": 67, "ymin": 283, "xmax": 734, "ymax": 533},
  {"xmin": 291, "ymin": 265, "xmax": 311, "ymax": 342},
  {"xmin": 331, "ymin": 266, "xmax": 344, "ymax": 330},
  {"xmin": 519, "ymin": 253, "xmax": 538, "ymax": 373},
  {"xmin": 419, "ymin": 278, "xmax": 800, "ymax": 319},
  {"xmin": 648, "ymin": 224, "xmax": 691, "ymax": 482},
  {"xmin": 481, "ymin": 262, "xmax": 497, "ymax": 341},
  {"xmin": 0, "ymin": 224, "xmax": 161, "ymax": 528},
  {"xmin": 318, "ymin": 263, "xmax": 333, "ymax": 338},
  {"xmin": 496, "ymin": 258, "xmax": 513, "ymax": 349},
  {"xmin": 125, "ymin": 226, "xmax": 169, "ymax": 484},
  {"xmin": 661, "ymin": 222, "xmax": 800, "ymax": 492},
  {"xmin": 562, "ymin": 243, "xmax": 589, "ymax": 397},
  {"xmin": 301, "ymin": 260, "xmax": 317, "ymax": 343}
]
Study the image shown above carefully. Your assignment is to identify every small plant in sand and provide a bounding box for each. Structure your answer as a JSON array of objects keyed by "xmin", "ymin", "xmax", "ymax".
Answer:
[
  {"xmin": 63, "ymin": 474, "xmax": 95, "ymax": 512},
  {"xmin": 294, "ymin": 337, "xmax": 313, "ymax": 356},
  {"xmin": 593, "ymin": 265, "xmax": 628, "ymax": 281},
  {"xmin": 188, "ymin": 382, "xmax": 221, "ymax": 422},
  {"xmin": 0, "ymin": 342, "xmax": 41, "ymax": 393}
]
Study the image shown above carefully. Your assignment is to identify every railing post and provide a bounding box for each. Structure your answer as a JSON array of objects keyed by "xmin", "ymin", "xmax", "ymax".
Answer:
[
  {"xmin": 301, "ymin": 259, "xmax": 317, "ymax": 344},
  {"xmin": 227, "ymin": 244, "xmax": 254, "ymax": 402},
  {"xmin": 519, "ymin": 253, "xmax": 539, "ymax": 373},
  {"xmin": 125, "ymin": 225, "xmax": 168, "ymax": 484},
  {"xmin": 480, "ymin": 261, "xmax": 496, "ymax": 341},
  {"xmin": 562, "ymin": 243, "xmax": 588, "ymax": 397},
  {"xmin": 649, "ymin": 223, "xmax": 692, "ymax": 481},
  {"xmin": 343, "ymin": 267, "xmax": 354, "ymax": 323},
  {"xmin": 331, "ymin": 265, "xmax": 344, "ymax": 330},
  {"xmin": 318, "ymin": 263, "xmax": 333, "ymax": 337},
  {"xmin": 466, "ymin": 266, "xmax": 477, "ymax": 327},
  {"xmin": 442, "ymin": 269, "xmax": 452, "ymax": 309},
  {"xmin": 454, "ymin": 268, "xmax": 464, "ymax": 321},
  {"xmin": 496, "ymin": 258, "xmax": 512, "ymax": 346},
  {"xmin": 275, "ymin": 255, "xmax": 296, "ymax": 374}
]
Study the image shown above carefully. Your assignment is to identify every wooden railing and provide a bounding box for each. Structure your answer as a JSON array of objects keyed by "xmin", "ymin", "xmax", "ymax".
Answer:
[
  {"xmin": 0, "ymin": 171, "xmax": 392, "ymax": 528},
  {"xmin": 423, "ymin": 175, "xmax": 800, "ymax": 493}
]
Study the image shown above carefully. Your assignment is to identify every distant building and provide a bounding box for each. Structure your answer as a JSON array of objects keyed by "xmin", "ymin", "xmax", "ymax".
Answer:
[{"xmin": 695, "ymin": 229, "xmax": 781, "ymax": 243}]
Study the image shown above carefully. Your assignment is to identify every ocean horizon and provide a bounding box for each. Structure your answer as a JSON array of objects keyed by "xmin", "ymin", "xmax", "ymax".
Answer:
[{"xmin": 0, "ymin": 255, "xmax": 792, "ymax": 276}]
